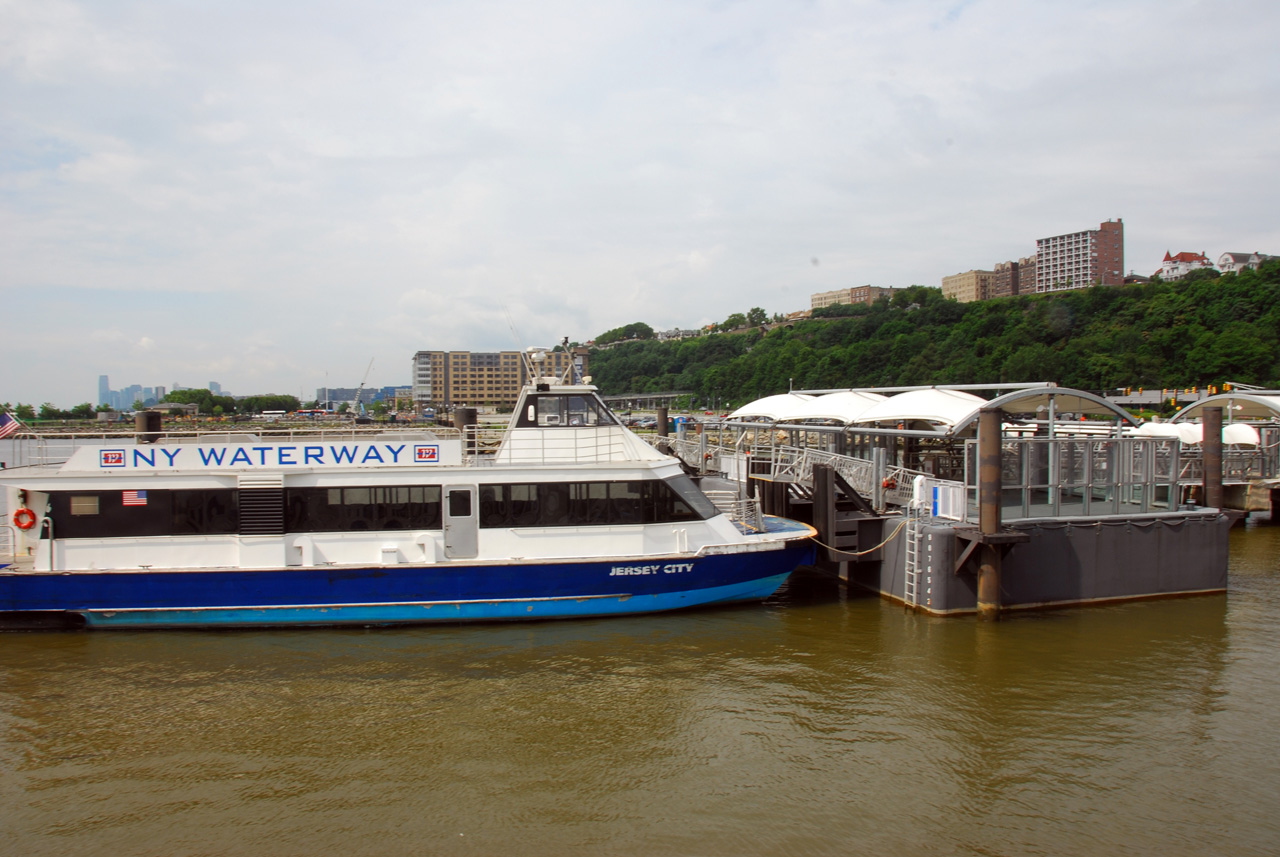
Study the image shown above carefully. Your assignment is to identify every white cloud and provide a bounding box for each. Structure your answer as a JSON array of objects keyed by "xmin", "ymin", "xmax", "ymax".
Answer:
[{"xmin": 2, "ymin": 0, "xmax": 1279, "ymax": 404}]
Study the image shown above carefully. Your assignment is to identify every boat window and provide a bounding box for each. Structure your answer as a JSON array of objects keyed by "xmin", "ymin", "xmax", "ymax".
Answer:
[
  {"xmin": 286, "ymin": 486, "xmax": 442, "ymax": 533},
  {"xmin": 662, "ymin": 474, "xmax": 720, "ymax": 520},
  {"xmin": 49, "ymin": 489, "xmax": 238, "ymax": 539},
  {"xmin": 478, "ymin": 479, "xmax": 714, "ymax": 528},
  {"xmin": 70, "ymin": 496, "xmax": 99, "ymax": 516},
  {"xmin": 172, "ymin": 490, "xmax": 238, "ymax": 535},
  {"xmin": 514, "ymin": 394, "xmax": 618, "ymax": 428},
  {"xmin": 448, "ymin": 489, "xmax": 472, "ymax": 518}
]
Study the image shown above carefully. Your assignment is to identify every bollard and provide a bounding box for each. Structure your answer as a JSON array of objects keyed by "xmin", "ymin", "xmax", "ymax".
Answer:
[
  {"xmin": 455, "ymin": 407, "xmax": 478, "ymax": 458},
  {"xmin": 134, "ymin": 410, "xmax": 162, "ymax": 444}
]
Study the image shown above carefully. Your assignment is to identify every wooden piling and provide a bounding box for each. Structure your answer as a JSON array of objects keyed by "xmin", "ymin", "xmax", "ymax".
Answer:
[
  {"xmin": 977, "ymin": 407, "xmax": 1002, "ymax": 621},
  {"xmin": 813, "ymin": 464, "xmax": 834, "ymax": 554},
  {"xmin": 1202, "ymin": 406, "xmax": 1223, "ymax": 510}
]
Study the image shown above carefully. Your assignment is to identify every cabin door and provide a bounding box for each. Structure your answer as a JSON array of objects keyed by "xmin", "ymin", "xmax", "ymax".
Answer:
[{"xmin": 443, "ymin": 485, "xmax": 479, "ymax": 559}]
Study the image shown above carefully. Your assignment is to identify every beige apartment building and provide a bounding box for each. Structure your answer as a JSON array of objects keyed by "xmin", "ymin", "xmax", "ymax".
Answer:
[
  {"xmin": 411, "ymin": 348, "xmax": 587, "ymax": 412},
  {"xmin": 811, "ymin": 285, "xmax": 895, "ymax": 310},
  {"xmin": 941, "ymin": 269, "xmax": 995, "ymax": 303}
]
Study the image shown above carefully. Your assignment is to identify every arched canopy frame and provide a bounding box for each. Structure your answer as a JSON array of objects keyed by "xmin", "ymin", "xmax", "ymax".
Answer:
[
  {"xmin": 1170, "ymin": 392, "xmax": 1280, "ymax": 424},
  {"xmin": 948, "ymin": 386, "xmax": 1139, "ymax": 436}
]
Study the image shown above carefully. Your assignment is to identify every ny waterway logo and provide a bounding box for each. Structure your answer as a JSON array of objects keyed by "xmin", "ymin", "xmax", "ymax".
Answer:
[{"xmin": 89, "ymin": 442, "xmax": 448, "ymax": 469}]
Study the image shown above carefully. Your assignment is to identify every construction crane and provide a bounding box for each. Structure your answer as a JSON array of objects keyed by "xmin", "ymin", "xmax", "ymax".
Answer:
[{"xmin": 353, "ymin": 358, "xmax": 374, "ymax": 424}]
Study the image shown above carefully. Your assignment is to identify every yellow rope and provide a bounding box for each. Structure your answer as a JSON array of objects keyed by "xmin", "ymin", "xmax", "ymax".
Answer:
[{"xmin": 808, "ymin": 516, "xmax": 910, "ymax": 557}]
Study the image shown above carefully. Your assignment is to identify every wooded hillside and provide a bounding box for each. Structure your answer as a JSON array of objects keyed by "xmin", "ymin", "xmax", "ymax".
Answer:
[{"xmin": 588, "ymin": 263, "xmax": 1280, "ymax": 403}]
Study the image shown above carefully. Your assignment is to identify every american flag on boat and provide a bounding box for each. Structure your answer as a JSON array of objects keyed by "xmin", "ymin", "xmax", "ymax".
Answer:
[
  {"xmin": 122, "ymin": 490, "xmax": 148, "ymax": 506},
  {"xmin": 0, "ymin": 412, "xmax": 22, "ymax": 439}
]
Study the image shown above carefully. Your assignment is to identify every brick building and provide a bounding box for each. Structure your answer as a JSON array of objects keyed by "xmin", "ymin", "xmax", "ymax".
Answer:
[{"xmin": 1036, "ymin": 219, "xmax": 1124, "ymax": 292}]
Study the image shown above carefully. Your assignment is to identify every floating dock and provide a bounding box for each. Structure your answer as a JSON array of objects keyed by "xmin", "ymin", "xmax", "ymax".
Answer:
[{"xmin": 660, "ymin": 384, "xmax": 1277, "ymax": 618}]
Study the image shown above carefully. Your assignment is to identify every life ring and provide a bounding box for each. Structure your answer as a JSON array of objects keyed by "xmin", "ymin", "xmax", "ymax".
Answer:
[
  {"xmin": 12, "ymin": 507, "xmax": 37, "ymax": 530},
  {"xmin": 881, "ymin": 478, "xmax": 897, "ymax": 490}
]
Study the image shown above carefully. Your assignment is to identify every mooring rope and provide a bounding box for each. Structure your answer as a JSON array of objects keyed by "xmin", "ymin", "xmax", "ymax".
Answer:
[{"xmin": 807, "ymin": 516, "xmax": 910, "ymax": 557}]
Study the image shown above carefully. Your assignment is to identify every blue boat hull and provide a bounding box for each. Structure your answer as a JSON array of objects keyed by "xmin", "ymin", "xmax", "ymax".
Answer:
[{"xmin": 0, "ymin": 542, "xmax": 815, "ymax": 629}]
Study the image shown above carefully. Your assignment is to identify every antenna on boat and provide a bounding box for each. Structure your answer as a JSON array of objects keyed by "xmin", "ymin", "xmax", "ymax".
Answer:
[
  {"xmin": 558, "ymin": 337, "xmax": 574, "ymax": 385},
  {"xmin": 521, "ymin": 346, "xmax": 549, "ymax": 386}
]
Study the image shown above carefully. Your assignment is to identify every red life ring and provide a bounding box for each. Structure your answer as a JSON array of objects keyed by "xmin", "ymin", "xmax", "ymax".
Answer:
[
  {"xmin": 881, "ymin": 478, "xmax": 897, "ymax": 490},
  {"xmin": 12, "ymin": 507, "xmax": 37, "ymax": 530}
]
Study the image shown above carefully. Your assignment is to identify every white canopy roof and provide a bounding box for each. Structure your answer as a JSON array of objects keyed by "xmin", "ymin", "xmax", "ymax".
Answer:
[
  {"xmin": 1128, "ymin": 421, "xmax": 1259, "ymax": 445},
  {"xmin": 851, "ymin": 388, "xmax": 987, "ymax": 428},
  {"xmin": 781, "ymin": 391, "xmax": 888, "ymax": 423},
  {"xmin": 728, "ymin": 393, "xmax": 814, "ymax": 421},
  {"xmin": 728, "ymin": 385, "xmax": 1137, "ymax": 433},
  {"xmin": 1129, "ymin": 422, "xmax": 1204, "ymax": 444}
]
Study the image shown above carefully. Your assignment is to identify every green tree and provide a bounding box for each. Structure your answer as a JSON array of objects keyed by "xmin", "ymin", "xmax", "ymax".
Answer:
[
  {"xmin": 70, "ymin": 403, "xmax": 96, "ymax": 419},
  {"xmin": 16, "ymin": 404, "xmax": 35, "ymax": 420},
  {"xmin": 746, "ymin": 307, "xmax": 768, "ymax": 325},
  {"xmin": 585, "ymin": 264, "xmax": 1280, "ymax": 399},
  {"xmin": 38, "ymin": 403, "xmax": 66, "ymax": 420},
  {"xmin": 596, "ymin": 322, "xmax": 655, "ymax": 345},
  {"xmin": 163, "ymin": 388, "xmax": 237, "ymax": 415},
  {"xmin": 239, "ymin": 394, "xmax": 301, "ymax": 414}
]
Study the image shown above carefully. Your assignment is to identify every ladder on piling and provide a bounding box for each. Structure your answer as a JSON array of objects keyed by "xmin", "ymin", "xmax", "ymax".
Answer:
[{"xmin": 903, "ymin": 502, "xmax": 924, "ymax": 608}]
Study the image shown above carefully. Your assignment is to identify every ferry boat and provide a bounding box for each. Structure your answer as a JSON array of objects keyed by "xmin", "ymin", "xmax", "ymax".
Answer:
[{"xmin": 0, "ymin": 363, "xmax": 815, "ymax": 630}]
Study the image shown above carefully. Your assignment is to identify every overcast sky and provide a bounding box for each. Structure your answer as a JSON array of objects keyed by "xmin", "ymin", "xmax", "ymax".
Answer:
[{"xmin": 3, "ymin": 0, "xmax": 1277, "ymax": 406}]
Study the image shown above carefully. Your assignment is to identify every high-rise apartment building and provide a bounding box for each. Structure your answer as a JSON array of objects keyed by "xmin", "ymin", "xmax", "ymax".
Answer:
[
  {"xmin": 411, "ymin": 348, "xmax": 589, "ymax": 411},
  {"xmin": 1036, "ymin": 219, "xmax": 1124, "ymax": 292}
]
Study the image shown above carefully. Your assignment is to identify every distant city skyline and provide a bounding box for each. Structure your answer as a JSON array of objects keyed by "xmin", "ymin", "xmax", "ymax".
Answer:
[{"xmin": 95, "ymin": 375, "xmax": 224, "ymax": 410}]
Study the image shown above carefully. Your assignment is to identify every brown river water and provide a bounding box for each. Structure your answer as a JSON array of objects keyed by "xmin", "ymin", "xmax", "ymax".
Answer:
[{"xmin": 2, "ymin": 522, "xmax": 1278, "ymax": 856}]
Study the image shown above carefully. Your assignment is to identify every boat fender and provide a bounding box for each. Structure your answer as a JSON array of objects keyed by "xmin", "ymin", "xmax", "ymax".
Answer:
[{"xmin": 13, "ymin": 507, "xmax": 37, "ymax": 530}]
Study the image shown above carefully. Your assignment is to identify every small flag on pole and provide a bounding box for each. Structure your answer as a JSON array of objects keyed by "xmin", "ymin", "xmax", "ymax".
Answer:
[
  {"xmin": 122, "ymin": 490, "xmax": 148, "ymax": 506},
  {"xmin": 0, "ymin": 412, "xmax": 22, "ymax": 439}
]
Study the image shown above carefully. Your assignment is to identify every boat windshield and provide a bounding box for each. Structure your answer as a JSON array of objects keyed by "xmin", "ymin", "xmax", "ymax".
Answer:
[{"xmin": 515, "ymin": 394, "xmax": 619, "ymax": 428}]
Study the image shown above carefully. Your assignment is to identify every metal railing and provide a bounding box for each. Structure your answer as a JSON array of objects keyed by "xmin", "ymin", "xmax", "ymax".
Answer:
[
  {"xmin": 656, "ymin": 423, "xmax": 1280, "ymax": 524},
  {"xmin": 963, "ymin": 436, "xmax": 1188, "ymax": 519},
  {"xmin": 703, "ymin": 491, "xmax": 766, "ymax": 533},
  {"xmin": 475, "ymin": 425, "xmax": 640, "ymax": 465}
]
